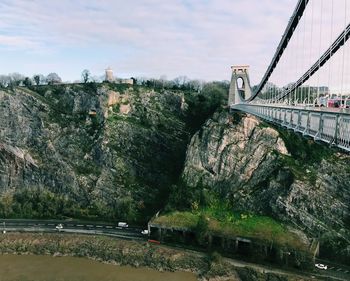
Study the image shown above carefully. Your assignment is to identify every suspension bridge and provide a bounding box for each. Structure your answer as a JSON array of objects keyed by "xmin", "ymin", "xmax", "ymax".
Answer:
[{"xmin": 229, "ymin": 0, "xmax": 350, "ymax": 152}]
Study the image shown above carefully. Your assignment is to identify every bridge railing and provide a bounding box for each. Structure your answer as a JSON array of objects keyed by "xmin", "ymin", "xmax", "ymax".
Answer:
[{"xmin": 231, "ymin": 104, "xmax": 350, "ymax": 152}]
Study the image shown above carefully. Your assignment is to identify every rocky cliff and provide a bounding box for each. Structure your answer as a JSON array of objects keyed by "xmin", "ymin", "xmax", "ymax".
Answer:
[
  {"xmin": 182, "ymin": 111, "xmax": 350, "ymax": 262},
  {"xmin": 0, "ymin": 84, "xmax": 189, "ymax": 221},
  {"xmin": 1, "ymin": 82, "xmax": 349, "ymax": 263}
]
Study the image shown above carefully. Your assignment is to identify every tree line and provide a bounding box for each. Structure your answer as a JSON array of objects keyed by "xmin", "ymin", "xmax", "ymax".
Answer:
[
  {"xmin": 0, "ymin": 69, "xmax": 96, "ymax": 88},
  {"xmin": 0, "ymin": 72, "xmax": 62, "ymax": 88}
]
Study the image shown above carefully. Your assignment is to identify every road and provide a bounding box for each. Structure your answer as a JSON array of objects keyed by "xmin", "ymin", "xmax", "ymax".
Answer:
[
  {"xmin": 1, "ymin": 219, "xmax": 349, "ymax": 281},
  {"xmin": 0, "ymin": 219, "xmax": 146, "ymax": 240}
]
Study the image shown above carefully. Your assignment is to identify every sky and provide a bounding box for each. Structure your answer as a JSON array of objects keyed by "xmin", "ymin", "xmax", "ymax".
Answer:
[{"xmin": 0, "ymin": 0, "xmax": 304, "ymax": 84}]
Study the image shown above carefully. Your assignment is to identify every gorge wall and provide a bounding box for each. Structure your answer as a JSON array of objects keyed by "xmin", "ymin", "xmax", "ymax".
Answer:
[
  {"xmin": 0, "ymin": 84, "xmax": 189, "ymax": 221},
  {"xmin": 182, "ymin": 111, "xmax": 350, "ymax": 262},
  {"xmin": 0, "ymin": 83, "xmax": 349, "ymax": 263}
]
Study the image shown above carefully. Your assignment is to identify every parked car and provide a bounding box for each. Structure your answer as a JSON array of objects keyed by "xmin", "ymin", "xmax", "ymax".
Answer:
[
  {"xmin": 141, "ymin": 230, "xmax": 149, "ymax": 235},
  {"xmin": 315, "ymin": 263, "xmax": 328, "ymax": 270}
]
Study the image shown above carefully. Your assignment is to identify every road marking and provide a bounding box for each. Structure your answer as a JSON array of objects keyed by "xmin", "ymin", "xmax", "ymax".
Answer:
[
  {"xmin": 87, "ymin": 225, "xmax": 93, "ymax": 227},
  {"xmin": 48, "ymin": 224, "xmax": 55, "ymax": 226},
  {"xmin": 344, "ymin": 270, "xmax": 349, "ymax": 273},
  {"xmin": 96, "ymin": 225, "xmax": 103, "ymax": 228},
  {"xmin": 336, "ymin": 268, "xmax": 342, "ymax": 271},
  {"xmin": 106, "ymin": 226, "xmax": 112, "ymax": 229},
  {"xmin": 329, "ymin": 266, "xmax": 334, "ymax": 269},
  {"xmin": 77, "ymin": 224, "xmax": 83, "ymax": 227}
]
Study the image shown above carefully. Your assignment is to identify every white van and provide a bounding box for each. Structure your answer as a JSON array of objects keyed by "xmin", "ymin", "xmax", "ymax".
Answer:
[{"xmin": 117, "ymin": 222, "xmax": 128, "ymax": 228}]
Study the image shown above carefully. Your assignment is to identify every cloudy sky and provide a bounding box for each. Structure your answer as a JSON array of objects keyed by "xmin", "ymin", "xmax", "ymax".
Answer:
[{"xmin": 0, "ymin": 0, "xmax": 300, "ymax": 83}]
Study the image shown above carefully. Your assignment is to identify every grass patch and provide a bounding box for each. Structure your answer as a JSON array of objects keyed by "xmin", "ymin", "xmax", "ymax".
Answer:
[{"xmin": 153, "ymin": 207, "xmax": 307, "ymax": 251}]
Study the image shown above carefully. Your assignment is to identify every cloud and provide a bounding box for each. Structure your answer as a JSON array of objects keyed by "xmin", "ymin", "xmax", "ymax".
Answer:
[
  {"xmin": 0, "ymin": 35, "xmax": 40, "ymax": 49},
  {"xmin": 2, "ymin": 0, "xmax": 345, "ymax": 85}
]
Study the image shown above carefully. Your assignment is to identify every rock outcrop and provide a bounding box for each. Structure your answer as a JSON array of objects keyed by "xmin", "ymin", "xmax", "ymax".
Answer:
[
  {"xmin": 0, "ymin": 84, "xmax": 189, "ymax": 221},
  {"xmin": 182, "ymin": 111, "xmax": 350, "ymax": 262}
]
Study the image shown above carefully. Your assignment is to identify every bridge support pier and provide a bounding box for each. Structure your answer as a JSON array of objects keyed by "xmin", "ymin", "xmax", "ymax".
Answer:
[{"xmin": 228, "ymin": 65, "xmax": 252, "ymax": 106}]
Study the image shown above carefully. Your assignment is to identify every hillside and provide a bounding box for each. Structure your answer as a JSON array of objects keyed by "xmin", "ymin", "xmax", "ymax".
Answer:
[{"xmin": 0, "ymin": 83, "xmax": 190, "ymax": 222}]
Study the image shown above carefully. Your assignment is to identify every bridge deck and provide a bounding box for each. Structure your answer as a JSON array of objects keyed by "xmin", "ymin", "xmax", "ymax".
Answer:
[{"xmin": 231, "ymin": 104, "xmax": 350, "ymax": 152}]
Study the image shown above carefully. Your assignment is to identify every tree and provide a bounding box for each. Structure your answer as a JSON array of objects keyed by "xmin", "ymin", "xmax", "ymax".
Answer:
[
  {"xmin": 195, "ymin": 214, "xmax": 209, "ymax": 246},
  {"xmin": 81, "ymin": 69, "xmax": 90, "ymax": 83},
  {"xmin": 8, "ymin": 72, "xmax": 25, "ymax": 87},
  {"xmin": 185, "ymin": 81, "xmax": 228, "ymax": 132},
  {"xmin": 33, "ymin": 74, "xmax": 46, "ymax": 85},
  {"xmin": 0, "ymin": 75, "xmax": 9, "ymax": 88},
  {"xmin": 46, "ymin": 73, "xmax": 62, "ymax": 85},
  {"xmin": 23, "ymin": 77, "xmax": 32, "ymax": 87},
  {"xmin": 33, "ymin": 75, "xmax": 40, "ymax": 85}
]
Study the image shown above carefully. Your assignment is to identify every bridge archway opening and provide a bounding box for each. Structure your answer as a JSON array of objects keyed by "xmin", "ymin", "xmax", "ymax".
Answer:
[
  {"xmin": 237, "ymin": 77, "xmax": 244, "ymax": 90},
  {"xmin": 236, "ymin": 77, "xmax": 246, "ymax": 100}
]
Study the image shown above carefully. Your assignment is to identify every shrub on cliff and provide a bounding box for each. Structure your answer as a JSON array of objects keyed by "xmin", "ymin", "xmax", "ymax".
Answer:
[{"xmin": 185, "ymin": 82, "xmax": 228, "ymax": 132}]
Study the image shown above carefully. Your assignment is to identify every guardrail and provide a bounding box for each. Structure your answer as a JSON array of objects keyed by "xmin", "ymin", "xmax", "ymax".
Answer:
[{"xmin": 231, "ymin": 104, "xmax": 350, "ymax": 152}]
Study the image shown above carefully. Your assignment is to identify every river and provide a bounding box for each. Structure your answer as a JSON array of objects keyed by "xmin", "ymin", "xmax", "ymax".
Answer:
[{"xmin": 0, "ymin": 254, "xmax": 197, "ymax": 281}]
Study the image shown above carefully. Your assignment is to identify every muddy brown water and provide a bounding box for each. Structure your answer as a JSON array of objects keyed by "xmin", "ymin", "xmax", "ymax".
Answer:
[{"xmin": 0, "ymin": 254, "xmax": 197, "ymax": 281}]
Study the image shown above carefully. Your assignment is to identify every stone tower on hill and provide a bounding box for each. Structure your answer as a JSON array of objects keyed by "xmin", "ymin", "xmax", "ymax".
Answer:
[{"xmin": 105, "ymin": 67, "xmax": 114, "ymax": 82}]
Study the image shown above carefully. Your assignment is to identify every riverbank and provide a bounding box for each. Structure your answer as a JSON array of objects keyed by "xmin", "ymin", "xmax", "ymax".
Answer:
[
  {"xmin": 0, "ymin": 232, "xmax": 322, "ymax": 281},
  {"xmin": 0, "ymin": 254, "xmax": 197, "ymax": 281}
]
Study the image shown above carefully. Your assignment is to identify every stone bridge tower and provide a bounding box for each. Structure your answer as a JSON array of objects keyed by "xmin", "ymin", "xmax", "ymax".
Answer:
[{"xmin": 228, "ymin": 65, "xmax": 252, "ymax": 106}]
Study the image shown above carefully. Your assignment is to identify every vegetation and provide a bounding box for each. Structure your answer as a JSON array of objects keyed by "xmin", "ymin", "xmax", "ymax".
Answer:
[
  {"xmin": 153, "ymin": 207, "xmax": 307, "ymax": 251},
  {"xmin": 184, "ymin": 81, "xmax": 228, "ymax": 133},
  {"xmin": 0, "ymin": 189, "xmax": 84, "ymax": 219},
  {"xmin": 0, "ymin": 188, "xmax": 143, "ymax": 222},
  {"xmin": 274, "ymin": 124, "xmax": 335, "ymax": 184}
]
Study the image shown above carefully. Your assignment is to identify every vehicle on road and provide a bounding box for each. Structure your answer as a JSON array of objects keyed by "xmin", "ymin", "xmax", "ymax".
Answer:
[
  {"xmin": 141, "ymin": 230, "xmax": 149, "ymax": 235},
  {"xmin": 315, "ymin": 263, "xmax": 328, "ymax": 270},
  {"xmin": 117, "ymin": 222, "xmax": 128, "ymax": 228},
  {"xmin": 327, "ymin": 99, "xmax": 341, "ymax": 108},
  {"xmin": 55, "ymin": 224, "xmax": 63, "ymax": 231}
]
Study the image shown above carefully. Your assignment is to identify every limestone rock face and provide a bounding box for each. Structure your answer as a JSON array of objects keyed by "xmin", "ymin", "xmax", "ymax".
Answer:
[
  {"xmin": 183, "ymin": 111, "xmax": 350, "ymax": 260},
  {"xmin": 0, "ymin": 85, "xmax": 188, "ymax": 220},
  {"xmin": 183, "ymin": 112, "xmax": 288, "ymax": 200}
]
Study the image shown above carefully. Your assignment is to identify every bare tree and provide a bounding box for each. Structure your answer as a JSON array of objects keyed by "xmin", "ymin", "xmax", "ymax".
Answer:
[
  {"xmin": 81, "ymin": 69, "xmax": 90, "ymax": 83},
  {"xmin": 0, "ymin": 75, "xmax": 9, "ymax": 88},
  {"xmin": 173, "ymin": 76, "xmax": 189, "ymax": 87},
  {"xmin": 46, "ymin": 73, "xmax": 62, "ymax": 85},
  {"xmin": 90, "ymin": 75, "xmax": 102, "ymax": 83},
  {"xmin": 8, "ymin": 73, "xmax": 25, "ymax": 86}
]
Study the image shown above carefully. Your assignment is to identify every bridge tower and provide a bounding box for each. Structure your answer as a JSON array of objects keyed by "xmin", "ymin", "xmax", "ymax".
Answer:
[{"xmin": 228, "ymin": 65, "xmax": 252, "ymax": 106}]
